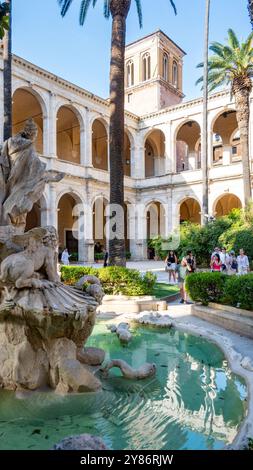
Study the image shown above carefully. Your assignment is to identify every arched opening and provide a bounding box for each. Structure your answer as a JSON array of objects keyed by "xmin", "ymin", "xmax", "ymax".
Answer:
[
  {"xmin": 124, "ymin": 132, "xmax": 131, "ymax": 177},
  {"xmin": 146, "ymin": 201, "xmax": 165, "ymax": 258},
  {"xmin": 176, "ymin": 121, "xmax": 201, "ymax": 172},
  {"xmin": 93, "ymin": 197, "xmax": 108, "ymax": 258},
  {"xmin": 143, "ymin": 53, "xmax": 151, "ymax": 81},
  {"xmin": 212, "ymin": 110, "xmax": 239, "ymax": 165},
  {"xmin": 56, "ymin": 106, "xmax": 80, "ymax": 164},
  {"xmin": 92, "ymin": 119, "xmax": 108, "ymax": 171},
  {"xmin": 12, "ymin": 88, "xmax": 44, "ymax": 153},
  {"xmin": 126, "ymin": 60, "xmax": 134, "ymax": 87},
  {"xmin": 180, "ymin": 198, "xmax": 201, "ymax": 224},
  {"xmin": 214, "ymin": 194, "xmax": 242, "ymax": 218},
  {"xmin": 172, "ymin": 61, "xmax": 178, "ymax": 88},
  {"xmin": 145, "ymin": 130, "xmax": 165, "ymax": 177},
  {"xmin": 163, "ymin": 53, "xmax": 169, "ymax": 81},
  {"xmin": 58, "ymin": 193, "xmax": 80, "ymax": 259}
]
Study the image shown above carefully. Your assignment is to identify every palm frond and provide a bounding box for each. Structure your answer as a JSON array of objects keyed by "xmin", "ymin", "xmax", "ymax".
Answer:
[
  {"xmin": 169, "ymin": 0, "xmax": 177, "ymax": 15},
  {"xmin": 58, "ymin": 0, "xmax": 74, "ymax": 17},
  {"xmin": 227, "ymin": 28, "xmax": 240, "ymax": 49},
  {"xmin": 196, "ymin": 62, "xmax": 204, "ymax": 69},
  {"xmin": 209, "ymin": 42, "xmax": 227, "ymax": 58},
  {"xmin": 195, "ymin": 76, "xmax": 204, "ymax": 86},
  {"xmin": 135, "ymin": 0, "xmax": 143, "ymax": 28},
  {"xmin": 241, "ymin": 32, "xmax": 253, "ymax": 54},
  {"xmin": 79, "ymin": 0, "xmax": 93, "ymax": 25},
  {"xmin": 103, "ymin": 0, "xmax": 110, "ymax": 18}
]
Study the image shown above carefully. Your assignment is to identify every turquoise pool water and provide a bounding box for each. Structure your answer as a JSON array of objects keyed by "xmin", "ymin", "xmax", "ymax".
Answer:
[{"xmin": 0, "ymin": 323, "xmax": 247, "ymax": 450}]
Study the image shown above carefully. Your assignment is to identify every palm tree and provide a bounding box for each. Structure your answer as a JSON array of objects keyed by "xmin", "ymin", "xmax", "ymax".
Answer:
[
  {"xmin": 2, "ymin": 0, "xmax": 12, "ymax": 141},
  {"xmin": 197, "ymin": 29, "xmax": 253, "ymax": 205},
  {"xmin": 202, "ymin": 0, "xmax": 210, "ymax": 224},
  {"xmin": 58, "ymin": 0, "xmax": 177, "ymax": 266},
  {"xmin": 0, "ymin": 1, "xmax": 9, "ymax": 39},
  {"xmin": 248, "ymin": 0, "xmax": 253, "ymax": 28}
]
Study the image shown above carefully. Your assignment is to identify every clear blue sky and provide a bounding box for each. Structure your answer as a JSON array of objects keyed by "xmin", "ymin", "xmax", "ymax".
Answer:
[{"xmin": 12, "ymin": 0, "xmax": 250, "ymax": 101}]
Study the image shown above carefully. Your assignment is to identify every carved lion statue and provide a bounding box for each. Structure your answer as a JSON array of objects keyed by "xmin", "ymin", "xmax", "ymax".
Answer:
[{"xmin": 0, "ymin": 226, "xmax": 59, "ymax": 289}]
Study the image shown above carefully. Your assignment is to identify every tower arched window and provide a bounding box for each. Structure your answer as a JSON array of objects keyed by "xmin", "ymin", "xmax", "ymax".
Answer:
[
  {"xmin": 126, "ymin": 60, "xmax": 134, "ymax": 87},
  {"xmin": 143, "ymin": 53, "xmax": 151, "ymax": 81},
  {"xmin": 163, "ymin": 53, "xmax": 169, "ymax": 81},
  {"xmin": 173, "ymin": 61, "xmax": 178, "ymax": 88}
]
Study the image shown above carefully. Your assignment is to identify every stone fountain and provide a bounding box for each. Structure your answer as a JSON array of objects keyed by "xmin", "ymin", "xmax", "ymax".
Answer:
[{"xmin": 0, "ymin": 120, "xmax": 104, "ymax": 392}]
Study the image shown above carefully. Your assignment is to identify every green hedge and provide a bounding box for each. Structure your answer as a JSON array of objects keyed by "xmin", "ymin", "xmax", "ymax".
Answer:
[
  {"xmin": 185, "ymin": 272, "xmax": 227, "ymax": 305},
  {"xmin": 221, "ymin": 274, "xmax": 253, "ymax": 311},
  {"xmin": 61, "ymin": 265, "xmax": 156, "ymax": 296},
  {"xmin": 185, "ymin": 272, "xmax": 253, "ymax": 311}
]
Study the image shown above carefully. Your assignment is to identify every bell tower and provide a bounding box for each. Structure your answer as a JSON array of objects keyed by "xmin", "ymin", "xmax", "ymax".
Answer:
[{"xmin": 124, "ymin": 30, "xmax": 186, "ymax": 115}]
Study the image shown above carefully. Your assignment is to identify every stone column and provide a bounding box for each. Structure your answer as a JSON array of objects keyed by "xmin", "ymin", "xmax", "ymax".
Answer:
[
  {"xmin": 80, "ymin": 108, "xmax": 92, "ymax": 168},
  {"xmin": 164, "ymin": 121, "xmax": 173, "ymax": 174},
  {"xmin": 131, "ymin": 133, "xmax": 145, "ymax": 178},
  {"xmin": 223, "ymin": 145, "xmax": 231, "ymax": 165},
  {"xmin": 47, "ymin": 92, "xmax": 57, "ymax": 158},
  {"xmin": 82, "ymin": 185, "xmax": 94, "ymax": 262},
  {"xmin": 48, "ymin": 184, "xmax": 58, "ymax": 228},
  {"xmin": 154, "ymin": 157, "xmax": 165, "ymax": 176},
  {"xmin": 188, "ymin": 150, "xmax": 197, "ymax": 170},
  {"xmin": 133, "ymin": 203, "xmax": 148, "ymax": 260},
  {"xmin": 127, "ymin": 203, "xmax": 137, "ymax": 259}
]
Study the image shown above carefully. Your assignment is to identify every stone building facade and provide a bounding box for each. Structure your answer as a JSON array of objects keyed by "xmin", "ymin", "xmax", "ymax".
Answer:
[{"xmin": 0, "ymin": 31, "xmax": 251, "ymax": 261}]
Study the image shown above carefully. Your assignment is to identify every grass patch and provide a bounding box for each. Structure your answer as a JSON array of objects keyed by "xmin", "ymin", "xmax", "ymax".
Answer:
[{"xmin": 152, "ymin": 283, "xmax": 179, "ymax": 299}]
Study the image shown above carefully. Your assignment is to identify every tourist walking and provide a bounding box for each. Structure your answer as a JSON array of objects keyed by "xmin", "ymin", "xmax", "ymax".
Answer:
[
  {"xmin": 228, "ymin": 250, "xmax": 238, "ymax": 275},
  {"xmin": 210, "ymin": 253, "xmax": 222, "ymax": 272},
  {"xmin": 220, "ymin": 247, "xmax": 230, "ymax": 272},
  {"xmin": 103, "ymin": 249, "xmax": 109, "ymax": 268},
  {"xmin": 165, "ymin": 250, "xmax": 178, "ymax": 284},
  {"xmin": 237, "ymin": 249, "xmax": 250, "ymax": 275},
  {"xmin": 179, "ymin": 251, "xmax": 196, "ymax": 304},
  {"xmin": 61, "ymin": 248, "xmax": 71, "ymax": 265},
  {"xmin": 185, "ymin": 251, "xmax": 196, "ymax": 275},
  {"xmin": 179, "ymin": 256, "xmax": 188, "ymax": 304}
]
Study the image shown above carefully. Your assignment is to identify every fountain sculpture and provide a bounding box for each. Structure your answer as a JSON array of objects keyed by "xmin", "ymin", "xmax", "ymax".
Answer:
[{"xmin": 0, "ymin": 120, "xmax": 104, "ymax": 392}]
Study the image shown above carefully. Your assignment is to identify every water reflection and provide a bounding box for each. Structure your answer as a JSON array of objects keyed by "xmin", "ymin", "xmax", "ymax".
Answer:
[{"xmin": 0, "ymin": 324, "xmax": 247, "ymax": 450}]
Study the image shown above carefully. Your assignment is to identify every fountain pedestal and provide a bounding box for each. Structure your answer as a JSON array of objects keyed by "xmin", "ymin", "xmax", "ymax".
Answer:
[{"xmin": 0, "ymin": 283, "xmax": 102, "ymax": 391}]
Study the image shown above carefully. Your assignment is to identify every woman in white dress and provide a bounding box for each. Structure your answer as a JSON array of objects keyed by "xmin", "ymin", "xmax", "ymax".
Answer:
[{"xmin": 61, "ymin": 248, "xmax": 71, "ymax": 265}]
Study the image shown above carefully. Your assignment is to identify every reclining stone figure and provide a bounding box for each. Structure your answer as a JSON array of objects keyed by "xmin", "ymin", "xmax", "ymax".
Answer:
[{"xmin": 0, "ymin": 226, "xmax": 59, "ymax": 289}]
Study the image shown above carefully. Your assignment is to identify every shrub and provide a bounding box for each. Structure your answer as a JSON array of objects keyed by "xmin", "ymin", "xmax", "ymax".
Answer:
[
  {"xmin": 69, "ymin": 252, "xmax": 78, "ymax": 262},
  {"xmin": 60, "ymin": 265, "xmax": 156, "ymax": 296},
  {"xmin": 219, "ymin": 226, "xmax": 253, "ymax": 262},
  {"xmin": 148, "ymin": 237, "xmax": 167, "ymax": 260},
  {"xmin": 94, "ymin": 253, "xmax": 104, "ymax": 261},
  {"xmin": 185, "ymin": 271, "xmax": 253, "ymax": 311},
  {"xmin": 185, "ymin": 272, "xmax": 227, "ymax": 305},
  {"xmin": 98, "ymin": 266, "xmax": 156, "ymax": 295},
  {"xmin": 178, "ymin": 217, "xmax": 234, "ymax": 267},
  {"xmin": 221, "ymin": 274, "xmax": 253, "ymax": 311},
  {"xmin": 61, "ymin": 266, "xmax": 99, "ymax": 285}
]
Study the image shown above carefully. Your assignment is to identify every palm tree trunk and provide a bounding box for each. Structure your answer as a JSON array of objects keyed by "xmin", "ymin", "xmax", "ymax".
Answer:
[
  {"xmin": 108, "ymin": 1, "xmax": 131, "ymax": 266},
  {"xmin": 234, "ymin": 82, "xmax": 252, "ymax": 205},
  {"xmin": 3, "ymin": 0, "xmax": 12, "ymax": 141},
  {"xmin": 202, "ymin": 0, "xmax": 210, "ymax": 224}
]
